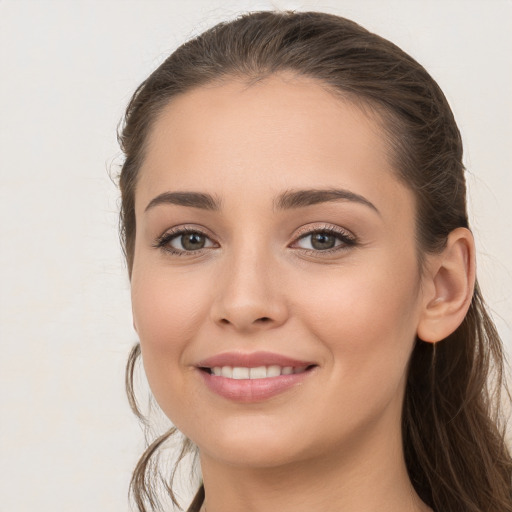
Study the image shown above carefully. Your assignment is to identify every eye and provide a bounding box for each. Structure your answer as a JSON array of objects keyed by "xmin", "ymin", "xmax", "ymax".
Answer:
[
  {"xmin": 154, "ymin": 225, "xmax": 356, "ymax": 256},
  {"xmin": 292, "ymin": 226, "xmax": 356, "ymax": 254},
  {"xmin": 154, "ymin": 228, "xmax": 216, "ymax": 255}
]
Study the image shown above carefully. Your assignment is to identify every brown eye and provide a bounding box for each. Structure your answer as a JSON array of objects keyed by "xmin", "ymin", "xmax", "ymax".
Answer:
[
  {"xmin": 155, "ymin": 229, "xmax": 216, "ymax": 255},
  {"xmin": 294, "ymin": 228, "xmax": 355, "ymax": 253},
  {"xmin": 309, "ymin": 233, "xmax": 337, "ymax": 250},
  {"xmin": 179, "ymin": 233, "xmax": 207, "ymax": 251}
]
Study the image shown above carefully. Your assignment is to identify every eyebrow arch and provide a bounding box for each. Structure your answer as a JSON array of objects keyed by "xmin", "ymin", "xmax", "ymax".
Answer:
[
  {"xmin": 145, "ymin": 191, "xmax": 222, "ymax": 212},
  {"xmin": 273, "ymin": 188, "xmax": 380, "ymax": 215},
  {"xmin": 144, "ymin": 188, "xmax": 379, "ymax": 215}
]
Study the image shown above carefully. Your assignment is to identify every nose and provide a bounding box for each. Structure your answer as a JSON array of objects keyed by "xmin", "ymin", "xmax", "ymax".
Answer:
[{"xmin": 209, "ymin": 245, "xmax": 289, "ymax": 333}]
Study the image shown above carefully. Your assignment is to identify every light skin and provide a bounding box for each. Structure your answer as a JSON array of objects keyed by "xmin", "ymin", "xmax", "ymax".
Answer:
[{"xmin": 130, "ymin": 73, "xmax": 475, "ymax": 512}]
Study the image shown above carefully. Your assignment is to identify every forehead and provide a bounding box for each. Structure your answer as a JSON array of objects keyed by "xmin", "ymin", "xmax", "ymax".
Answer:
[{"xmin": 136, "ymin": 73, "xmax": 412, "ymax": 221}]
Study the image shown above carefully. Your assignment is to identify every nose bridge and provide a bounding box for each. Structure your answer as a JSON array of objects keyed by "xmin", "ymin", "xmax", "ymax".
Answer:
[{"xmin": 210, "ymin": 232, "xmax": 287, "ymax": 332}]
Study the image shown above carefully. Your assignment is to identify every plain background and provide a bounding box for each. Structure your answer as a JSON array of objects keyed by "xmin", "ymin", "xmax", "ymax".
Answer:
[{"xmin": 1, "ymin": 0, "xmax": 511, "ymax": 510}]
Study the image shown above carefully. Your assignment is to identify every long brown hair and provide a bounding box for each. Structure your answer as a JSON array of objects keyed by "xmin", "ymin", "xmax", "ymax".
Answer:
[{"xmin": 118, "ymin": 10, "xmax": 512, "ymax": 512}]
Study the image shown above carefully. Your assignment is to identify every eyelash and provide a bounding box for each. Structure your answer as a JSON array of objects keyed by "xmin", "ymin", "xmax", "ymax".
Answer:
[{"xmin": 153, "ymin": 225, "xmax": 357, "ymax": 257}]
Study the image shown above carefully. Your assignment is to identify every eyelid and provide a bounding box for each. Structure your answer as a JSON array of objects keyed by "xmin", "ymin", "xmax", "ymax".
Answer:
[
  {"xmin": 153, "ymin": 225, "xmax": 217, "ymax": 256},
  {"xmin": 290, "ymin": 224, "xmax": 357, "ymax": 254},
  {"xmin": 293, "ymin": 223, "xmax": 355, "ymax": 240}
]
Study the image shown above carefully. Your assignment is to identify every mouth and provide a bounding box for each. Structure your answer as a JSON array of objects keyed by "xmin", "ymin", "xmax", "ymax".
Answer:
[
  {"xmin": 195, "ymin": 352, "xmax": 318, "ymax": 402},
  {"xmin": 199, "ymin": 364, "xmax": 316, "ymax": 379}
]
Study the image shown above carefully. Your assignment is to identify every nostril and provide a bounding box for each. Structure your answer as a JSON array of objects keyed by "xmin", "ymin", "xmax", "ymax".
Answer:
[{"xmin": 217, "ymin": 316, "xmax": 274, "ymax": 328}]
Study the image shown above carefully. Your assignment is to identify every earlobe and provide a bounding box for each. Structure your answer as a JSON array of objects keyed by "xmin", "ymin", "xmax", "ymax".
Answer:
[{"xmin": 417, "ymin": 227, "xmax": 476, "ymax": 343}]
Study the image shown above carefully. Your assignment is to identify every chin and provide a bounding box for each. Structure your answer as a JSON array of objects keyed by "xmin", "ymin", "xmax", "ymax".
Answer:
[
  {"xmin": 202, "ymin": 440, "xmax": 306, "ymax": 469},
  {"xmin": 192, "ymin": 418, "xmax": 312, "ymax": 468}
]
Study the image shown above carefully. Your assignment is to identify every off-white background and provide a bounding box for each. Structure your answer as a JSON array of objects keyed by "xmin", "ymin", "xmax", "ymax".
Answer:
[{"xmin": 0, "ymin": 1, "xmax": 510, "ymax": 511}]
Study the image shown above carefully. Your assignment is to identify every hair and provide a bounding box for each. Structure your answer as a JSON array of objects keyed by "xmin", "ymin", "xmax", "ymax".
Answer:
[{"xmin": 118, "ymin": 10, "xmax": 512, "ymax": 512}]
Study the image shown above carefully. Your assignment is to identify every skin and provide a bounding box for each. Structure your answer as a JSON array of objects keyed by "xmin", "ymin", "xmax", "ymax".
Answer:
[{"xmin": 130, "ymin": 73, "xmax": 473, "ymax": 512}]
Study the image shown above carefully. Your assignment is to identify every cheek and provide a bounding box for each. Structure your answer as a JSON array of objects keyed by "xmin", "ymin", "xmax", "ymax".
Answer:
[
  {"xmin": 284, "ymin": 266, "xmax": 421, "ymax": 449},
  {"xmin": 297, "ymin": 259, "xmax": 421, "ymax": 389},
  {"xmin": 132, "ymin": 265, "xmax": 208, "ymax": 343},
  {"xmin": 130, "ymin": 268, "xmax": 209, "ymax": 405}
]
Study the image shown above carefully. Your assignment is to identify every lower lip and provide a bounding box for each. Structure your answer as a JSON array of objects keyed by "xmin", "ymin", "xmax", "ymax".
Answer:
[{"xmin": 199, "ymin": 369, "xmax": 313, "ymax": 403}]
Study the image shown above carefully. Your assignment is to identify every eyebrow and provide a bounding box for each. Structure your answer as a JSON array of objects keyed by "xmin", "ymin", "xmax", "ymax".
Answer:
[
  {"xmin": 274, "ymin": 188, "xmax": 379, "ymax": 215},
  {"xmin": 144, "ymin": 188, "xmax": 380, "ymax": 215},
  {"xmin": 145, "ymin": 191, "xmax": 221, "ymax": 212}
]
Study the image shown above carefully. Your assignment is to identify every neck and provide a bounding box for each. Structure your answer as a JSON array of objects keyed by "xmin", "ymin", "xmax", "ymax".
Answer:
[{"xmin": 198, "ymin": 416, "xmax": 430, "ymax": 512}]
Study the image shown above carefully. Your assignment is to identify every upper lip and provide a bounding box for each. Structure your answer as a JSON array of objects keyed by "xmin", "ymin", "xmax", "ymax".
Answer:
[{"xmin": 196, "ymin": 351, "xmax": 316, "ymax": 369}]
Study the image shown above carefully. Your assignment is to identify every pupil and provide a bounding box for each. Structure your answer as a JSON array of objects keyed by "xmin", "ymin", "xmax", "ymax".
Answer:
[
  {"xmin": 312, "ymin": 233, "xmax": 335, "ymax": 250},
  {"xmin": 182, "ymin": 233, "xmax": 205, "ymax": 250}
]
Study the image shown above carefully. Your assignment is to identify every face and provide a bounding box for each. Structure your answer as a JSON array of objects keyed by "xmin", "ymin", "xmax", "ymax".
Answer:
[{"xmin": 131, "ymin": 74, "xmax": 427, "ymax": 469}]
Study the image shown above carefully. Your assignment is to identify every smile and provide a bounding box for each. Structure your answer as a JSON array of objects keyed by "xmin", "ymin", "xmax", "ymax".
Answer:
[
  {"xmin": 196, "ymin": 352, "xmax": 317, "ymax": 402},
  {"xmin": 205, "ymin": 365, "xmax": 310, "ymax": 379}
]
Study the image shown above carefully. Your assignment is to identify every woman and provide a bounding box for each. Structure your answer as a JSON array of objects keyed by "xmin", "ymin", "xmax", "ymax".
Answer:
[{"xmin": 118, "ymin": 10, "xmax": 512, "ymax": 512}]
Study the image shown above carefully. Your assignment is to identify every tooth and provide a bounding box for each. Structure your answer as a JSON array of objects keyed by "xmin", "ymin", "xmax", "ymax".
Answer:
[
  {"xmin": 232, "ymin": 367, "xmax": 250, "ymax": 379},
  {"xmin": 267, "ymin": 365, "xmax": 281, "ymax": 377},
  {"xmin": 210, "ymin": 365, "xmax": 307, "ymax": 379},
  {"xmin": 221, "ymin": 366, "xmax": 233, "ymax": 378},
  {"xmin": 249, "ymin": 366, "xmax": 267, "ymax": 379}
]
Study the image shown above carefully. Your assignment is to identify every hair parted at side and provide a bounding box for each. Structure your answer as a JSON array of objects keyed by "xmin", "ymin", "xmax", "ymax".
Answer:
[{"xmin": 118, "ymin": 10, "xmax": 512, "ymax": 512}]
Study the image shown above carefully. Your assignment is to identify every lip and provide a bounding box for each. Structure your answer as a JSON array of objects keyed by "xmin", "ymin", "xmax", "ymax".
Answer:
[
  {"xmin": 195, "ymin": 351, "xmax": 317, "ymax": 403},
  {"xmin": 196, "ymin": 351, "xmax": 315, "ymax": 369}
]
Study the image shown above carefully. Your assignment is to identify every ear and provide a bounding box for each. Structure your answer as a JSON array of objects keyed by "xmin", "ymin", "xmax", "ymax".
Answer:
[{"xmin": 417, "ymin": 227, "xmax": 476, "ymax": 343}]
